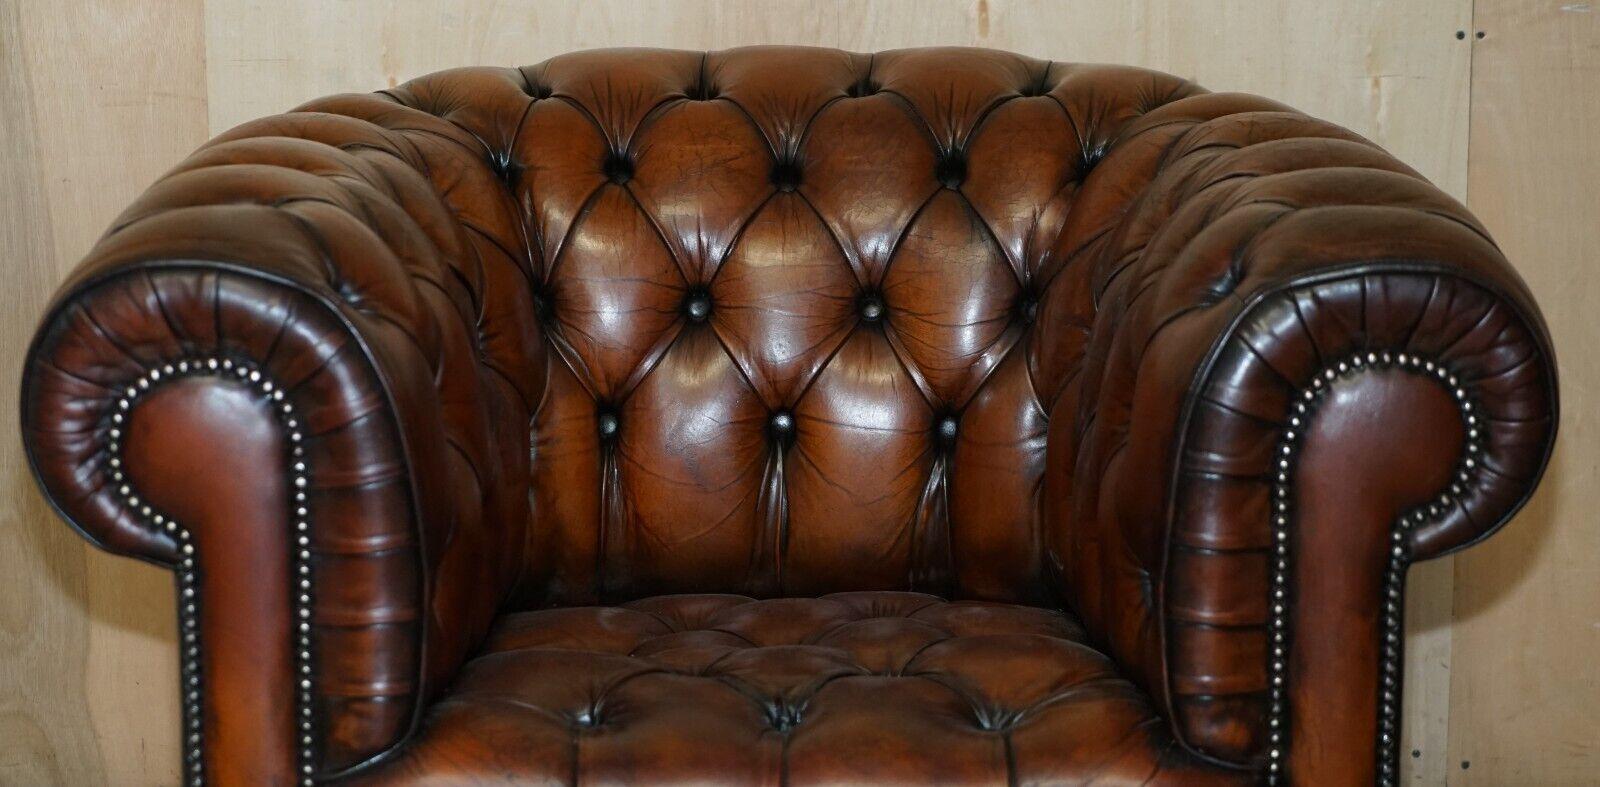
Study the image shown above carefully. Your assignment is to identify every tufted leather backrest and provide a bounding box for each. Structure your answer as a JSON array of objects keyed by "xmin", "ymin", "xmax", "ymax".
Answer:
[{"xmin": 334, "ymin": 46, "xmax": 1219, "ymax": 609}]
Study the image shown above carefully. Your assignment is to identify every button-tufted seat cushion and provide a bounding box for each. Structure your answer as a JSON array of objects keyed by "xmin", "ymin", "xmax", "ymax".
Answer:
[
  {"xmin": 19, "ymin": 46, "xmax": 1556, "ymax": 785},
  {"xmin": 350, "ymin": 592, "xmax": 1240, "ymax": 785}
]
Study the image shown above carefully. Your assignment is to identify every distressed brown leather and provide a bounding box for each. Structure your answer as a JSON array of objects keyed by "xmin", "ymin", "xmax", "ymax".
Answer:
[{"xmin": 18, "ymin": 46, "xmax": 1557, "ymax": 785}]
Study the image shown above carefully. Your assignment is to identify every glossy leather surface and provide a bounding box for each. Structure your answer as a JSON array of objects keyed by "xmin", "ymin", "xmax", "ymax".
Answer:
[
  {"xmin": 18, "ymin": 46, "xmax": 1557, "ymax": 784},
  {"xmin": 351, "ymin": 592, "xmax": 1244, "ymax": 785}
]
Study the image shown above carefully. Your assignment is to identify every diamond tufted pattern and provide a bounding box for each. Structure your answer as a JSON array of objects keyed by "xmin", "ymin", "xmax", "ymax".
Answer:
[
  {"xmin": 440, "ymin": 47, "xmax": 1173, "ymax": 608},
  {"xmin": 348, "ymin": 592, "xmax": 1244, "ymax": 785},
  {"xmin": 18, "ymin": 46, "xmax": 1557, "ymax": 785}
]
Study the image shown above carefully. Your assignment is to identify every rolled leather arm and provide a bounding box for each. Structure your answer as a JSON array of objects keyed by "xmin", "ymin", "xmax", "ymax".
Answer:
[
  {"xmin": 1048, "ymin": 94, "xmax": 1557, "ymax": 783},
  {"xmin": 20, "ymin": 81, "xmax": 538, "ymax": 783}
]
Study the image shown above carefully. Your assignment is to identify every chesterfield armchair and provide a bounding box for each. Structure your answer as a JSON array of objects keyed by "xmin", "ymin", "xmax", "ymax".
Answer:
[{"xmin": 20, "ymin": 47, "xmax": 1557, "ymax": 785}]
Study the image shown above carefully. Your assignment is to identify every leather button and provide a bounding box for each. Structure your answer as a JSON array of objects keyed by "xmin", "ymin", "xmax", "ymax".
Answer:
[
  {"xmin": 935, "ymin": 150, "xmax": 967, "ymax": 189},
  {"xmin": 1079, "ymin": 145, "xmax": 1106, "ymax": 175},
  {"xmin": 602, "ymin": 151, "xmax": 634, "ymax": 184},
  {"xmin": 488, "ymin": 152, "xmax": 517, "ymax": 182},
  {"xmin": 937, "ymin": 415, "xmax": 959, "ymax": 444},
  {"xmin": 685, "ymin": 290, "xmax": 711, "ymax": 322},
  {"xmin": 860, "ymin": 294, "xmax": 885, "ymax": 321},
  {"xmin": 770, "ymin": 159, "xmax": 801, "ymax": 192},
  {"xmin": 770, "ymin": 705, "xmax": 801, "ymax": 732},
  {"xmin": 598, "ymin": 411, "xmax": 619, "ymax": 438},
  {"xmin": 847, "ymin": 77, "xmax": 880, "ymax": 98},
  {"xmin": 770, "ymin": 411, "xmax": 795, "ymax": 435},
  {"xmin": 1019, "ymin": 295, "xmax": 1039, "ymax": 324}
]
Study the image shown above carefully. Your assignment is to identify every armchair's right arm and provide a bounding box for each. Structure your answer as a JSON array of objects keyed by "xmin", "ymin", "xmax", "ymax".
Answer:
[
  {"xmin": 1044, "ymin": 91, "xmax": 1558, "ymax": 784},
  {"xmin": 20, "ymin": 77, "xmax": 539, "ymax": 784}
]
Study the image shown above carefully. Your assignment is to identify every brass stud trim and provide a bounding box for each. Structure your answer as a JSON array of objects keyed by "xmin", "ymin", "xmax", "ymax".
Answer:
[
  {"xmin": 105, "ymin": 357, "xmax": 316, "ymax": 786},
  {"xmin": 1264, "ymin": 350, "xmax": 1481, "ymax": 785}
]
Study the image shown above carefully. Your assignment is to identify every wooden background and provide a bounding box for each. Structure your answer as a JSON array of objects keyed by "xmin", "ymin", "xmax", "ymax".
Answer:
[{"xmin": 1, "ymin": 1, "xmax": 1593, "ymax": 783}]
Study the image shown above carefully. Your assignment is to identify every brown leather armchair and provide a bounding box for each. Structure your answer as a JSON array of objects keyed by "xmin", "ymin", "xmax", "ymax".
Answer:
[{"xmin": 19, "ymin": 46, "xmax": 1557, "ymax": 786}]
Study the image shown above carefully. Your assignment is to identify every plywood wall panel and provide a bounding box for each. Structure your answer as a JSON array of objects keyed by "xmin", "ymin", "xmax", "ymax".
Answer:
[
  {"xmin": 0, "ymin": 1, "xmax": 209, "ymax": 785},
  {"xmin": 1450, "ymin": 1, "xmax": 1600, "ymax": 783}
]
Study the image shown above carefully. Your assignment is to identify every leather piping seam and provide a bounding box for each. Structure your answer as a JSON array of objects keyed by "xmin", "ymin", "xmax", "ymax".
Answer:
[
  {"xmin": 1263, "ymin": 350, "xmax": 1481, "ymax": 785},
  {"xmin": 104, "ymin": 357, "xmax": 317, "ymax": 786}
]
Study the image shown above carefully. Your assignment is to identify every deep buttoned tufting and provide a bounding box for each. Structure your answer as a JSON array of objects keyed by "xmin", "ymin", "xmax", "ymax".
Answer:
[
  {"xmin": 347, "ymin": 592, "xmax": 1246, "ymax": 785},
  {"xmin": 18, "ymin": 46, "xmax": 1556, "ymax": 785}
]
